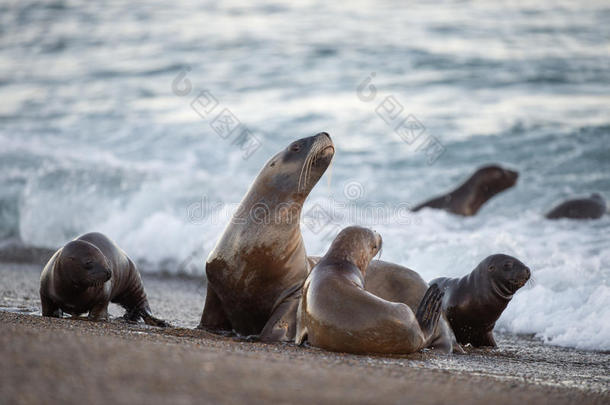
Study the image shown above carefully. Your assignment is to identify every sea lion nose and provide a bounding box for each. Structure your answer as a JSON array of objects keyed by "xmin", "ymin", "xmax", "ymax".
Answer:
[{"xmin": 524, "ymin": 267, "xmax": 531, "ymax": 280}]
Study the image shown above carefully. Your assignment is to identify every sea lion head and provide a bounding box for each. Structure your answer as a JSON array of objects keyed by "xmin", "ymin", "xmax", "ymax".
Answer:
[
  {"xmin": 590, "ymin": 193, "xmax": 605, "ymax": 203},
  {"xmin": 56, "ymin": 241, "xmax": 112, "ymax": 289},
  {"xmin": 483, "ymin": 254, "xmax": 531, "ymax": 297},
  {"xmin": 471, "ymin": 165, "xmax": 519, "ymax": 196},
  {"xmin": 257, "ymin": 132, "xmax": 334, "ymax": 206},
  {"xmin": 323, "ymin": 226, "xmax": 382, "ymax": 274}
]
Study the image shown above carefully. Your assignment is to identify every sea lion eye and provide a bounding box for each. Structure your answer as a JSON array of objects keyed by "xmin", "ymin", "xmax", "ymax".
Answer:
[
  {"xmin": 290, "ymin": 143, "xmax": 301, "ymax": 152},
  {"xmin": 488, "ymin": 265, "xmax": 495, "ymax": 272},
  {"xmin": 270, "ymin": 161, "xmax": 276, "ymax": 167},
  {"xmin": 84, "ymin": 261, "xmax": 94, "ymax": 269}
]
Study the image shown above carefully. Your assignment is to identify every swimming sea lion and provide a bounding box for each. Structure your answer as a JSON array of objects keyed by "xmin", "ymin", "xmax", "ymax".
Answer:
[
  {"xmin": 199, "ymin": 132, "xmax": 334, "ymax": 342},
  {"xmin": 296, "ymin": 226, "xmax": 444, "ymax": 354},
  {"xmin": 429, "ymin": 254, "xmax": 531, "ymax": 347},
  {"xmin": 40, "ymin": 232, "xmax": 168, "ymax": 326},
  {"xmin": 545, "ymin": 193, "xmax": 606, "ymax": 220},
  {"xmin": 412, "ymin": 165, "xmax": 518, "ymax": 216}
]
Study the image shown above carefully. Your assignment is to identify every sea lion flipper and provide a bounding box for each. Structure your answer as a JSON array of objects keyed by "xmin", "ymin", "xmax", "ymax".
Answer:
[
  {"xmin": 139, "ymin": 307, "xmax": 170, "ymax": 328},
  {"xmin": 87, "ymin": 302, "xmax": 110, "ymax": 322},
  {"xmin": 198, "ymin": 286, "xmax": 232, "ymax": 333},
  {"xmin": 41, "ymin": 294, "xmax": 62, "ymax": 318},
  {"xmin": 123, "ymin": 307, "xmax": 141, "ymax": 323},
  {"xmin": 473, "ymin": 332, "xmax": 497, "ymax": 348},
  {"xmin": 122, "ymin": 304, "xmax": 169, "ymax": 327},
  {"xmin": 260, "ymin": 293, "xmax": 300, "ymax": 343},
  {"xmin": 415, "ymin": 285, "xmax": 444, "ymax": 338}
]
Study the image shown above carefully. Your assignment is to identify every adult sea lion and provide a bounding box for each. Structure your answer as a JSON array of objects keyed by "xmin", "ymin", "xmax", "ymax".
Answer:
[
  {"xmin": 412, "ymin": 165, "xmax": 518, "ymax": 216},
  {"xmin": 545, "ymin": 193, "xmax": 606, "ymax": 220},
  {"xmin": 40, "ymin": 232, "xmax": 168, "ymax": 326},
  {"xmin": 199, "ymin": 132, "xmax": 334, "ymax": 342},
  {"xmin": 429, "ymin": 254, "xmax": 531, "ymax": 347},
  {"xmin": 296, "ymin": 226, "xmax": 444, "ymax": 354}
]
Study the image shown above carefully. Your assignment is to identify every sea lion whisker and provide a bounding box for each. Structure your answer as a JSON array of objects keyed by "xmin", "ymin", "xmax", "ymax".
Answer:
[
  {"xmin": 298, "ymin": 150, "xmax": 313, "ymax": 191},
  {"xmin": 525, "ymin": 275, "xmax": 536, "ymax": 289}
]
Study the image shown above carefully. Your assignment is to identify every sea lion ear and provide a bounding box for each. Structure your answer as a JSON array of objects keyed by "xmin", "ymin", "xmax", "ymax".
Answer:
[{"xmin": 487, "ymin": 265, "xmax": 495, "ymax": 273}]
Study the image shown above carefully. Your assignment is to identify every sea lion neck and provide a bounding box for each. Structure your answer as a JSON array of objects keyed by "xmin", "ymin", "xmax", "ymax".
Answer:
[
  {"xmin": 318, "ymin": 259, "xmax": 364, "ymax": 287},
  {"xmin": 234, "ymin": 189, "xmax": 305, "ymax": 230},
  {"xmin": 321, "ymin": 248, "xmax": 370, "ymax": 277},
  {"xmin": 465, "ymin": 266, "xmax": 511, "ymax": 311}
]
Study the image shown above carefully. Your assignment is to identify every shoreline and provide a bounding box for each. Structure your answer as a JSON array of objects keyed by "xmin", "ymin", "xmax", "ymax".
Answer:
[
  {"xmin": 1, "ymin": 311, "xmax": 607, "ymax": 405},
  {"xmin": 1, "ymin": 261, "xmax": 608, "ymax": 404}
]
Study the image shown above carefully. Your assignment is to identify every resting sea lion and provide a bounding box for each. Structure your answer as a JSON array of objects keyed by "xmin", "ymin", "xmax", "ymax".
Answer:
[
  {"xmin": 430, "ymin": 254, "xmax": 530, "ymax": 347},
  {"xmin": 412, "ymin": 165, "xmax": 518, "ymax": 216},
  {"xmin": 306, "ymin": 256, "xmax": 457, "ymax": 353},
  {"xmin": 296, "ymin": 226, "xmax": 444, "ymax": 354},
  {"xmin": 545, "ymin": 193, "xmax": 606, "ymax": 220},
  {"xmin": 40, "ymin": 232, "xmax": 168, "ymax": 326},
  {"xmin": 199, "ymin": 132, "xmax": 334, "ymax": 341},
  {"xmin": 363, "ymin": 260, "xmax": 457, "ymax": 353}
]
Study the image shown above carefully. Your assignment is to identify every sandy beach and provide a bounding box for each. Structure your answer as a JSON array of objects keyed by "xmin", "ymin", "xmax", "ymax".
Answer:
[{"xmin": 1, "ymin": 261, "xmax": 608, "ymax": 405}]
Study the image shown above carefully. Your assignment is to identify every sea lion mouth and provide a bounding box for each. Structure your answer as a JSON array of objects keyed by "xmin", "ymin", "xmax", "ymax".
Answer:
[
  {"xmin": 505, "ymin": 278, "xmax": 527, "ymax": 293},
  {"xmin": 297, "ymin": 135, "xmax": 334, "ymax": 191},
  {"xmin": 87, "ymin": 279, "xmax": 107, "ymax": 288},
  {"xmin": 320, "ymin": 145, "xmax": 335, "ymax": 157}
]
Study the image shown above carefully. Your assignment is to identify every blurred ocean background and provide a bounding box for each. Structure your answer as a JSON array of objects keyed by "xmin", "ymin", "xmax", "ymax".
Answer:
[{"xmin": 1, "ymin": 1, "xmax": 609, "ymax": 350}]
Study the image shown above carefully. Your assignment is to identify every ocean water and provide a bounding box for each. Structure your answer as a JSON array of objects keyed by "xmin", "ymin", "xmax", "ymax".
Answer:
[{"xmin": 1, "ymin": 1, "xmax": 609, "ymax": 350}]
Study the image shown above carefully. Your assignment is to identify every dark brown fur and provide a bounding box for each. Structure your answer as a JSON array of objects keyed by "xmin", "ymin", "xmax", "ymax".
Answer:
[
  {"xmin": 40, "ymin": 232, "xmax": 167, "ymax": 326},
  {"xmin": 413, "ymin": 165, "xmax": 518, "ymax": 216},
  {"xmin": 546, "ymin": 193, "xmax": 606, "ymax": 220},
  {"xmin": 430, "ymin": 254, "xmax": 530, "ymax": 347}
]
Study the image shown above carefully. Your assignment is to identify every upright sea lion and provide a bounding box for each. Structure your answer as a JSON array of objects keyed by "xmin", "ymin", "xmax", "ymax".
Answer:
[
  {"xmin": 40, "ymin": 232, "xmax": 168, "ymax": 326},
  {"xmin": 429, "ymin": 254, "xmax": 531, "ymax": 347},
  {"xmin": 296, "ymin": 226, "xmax": 444, "ymax": 354},
  {"xmin": 199, "ymin": 132, "xmax": 334, "ymax": 342},
  {"xmin": 545, "ymin": 193, "xmax": 606, "ymax": 220},
  {"xmin": 412, "ymin": 165, "xmax": 518, "ymax": 216}
]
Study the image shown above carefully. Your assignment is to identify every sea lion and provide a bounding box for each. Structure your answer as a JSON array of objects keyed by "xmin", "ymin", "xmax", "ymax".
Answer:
[
  {"xmin": 306, "ymin": 256, "xmax": 457, "ymax": 353},
  {"xmin": 40, "ymin": 232, "xmax": 168, "ymax": 326},
  {"xmin": 412, "ymin": 165, "xmax": 518, "ymax": 216},
  {"xmin": 429, "ymin": 254, "xmax": 531, "ymax": 347},
  {"xmin": 364, "ymin": 260, "xmax": 457, "ymax": 353},
  {"xmin": 199, "ymin": 132, "xmax": 334, "ymax": 342},
  {"xmin": 296, "ymin": 226, "xmax": 444, "ymax": 354},
  {"xmin": 545, "ymin": 193, "xmax": 606, "ymax": 220}
]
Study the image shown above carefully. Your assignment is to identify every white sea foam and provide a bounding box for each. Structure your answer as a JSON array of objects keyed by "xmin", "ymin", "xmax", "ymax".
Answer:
[{"xmin": 1, "ymin": 0, "xmax": 609, "ymax": 351}]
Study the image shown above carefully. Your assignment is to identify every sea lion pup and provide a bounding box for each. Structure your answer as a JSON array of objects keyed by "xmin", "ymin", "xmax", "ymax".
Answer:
[
  {"xmin": 545, "ymin": 193, "xmax": 606, "ymax": 220},
  {"xmin": 40, "ymin": 232, "xmax": 168, "ymax": 326},
  {"xmin": 412, "ymin": 165, "xmax": 518, "ymax": 216},
  {"xmin": 296, "ymin": 226, "xmax": 444, "ymax": 354},
  {"xmin": 199, "ymin": 132, "xmax": 334, "ymax": 342},
  {"xmin": 429, "ymin": 254, "xmax": 531, "ymax": 347}
]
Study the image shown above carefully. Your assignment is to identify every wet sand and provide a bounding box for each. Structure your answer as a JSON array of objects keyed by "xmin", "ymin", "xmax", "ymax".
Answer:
[{"xmin": 1, "ymin": 262, "xmax": 608, "ymax": 404}]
